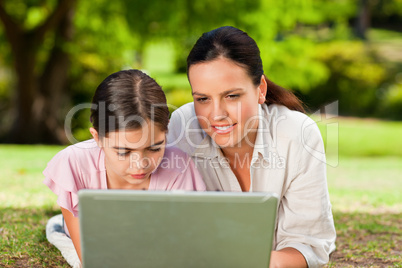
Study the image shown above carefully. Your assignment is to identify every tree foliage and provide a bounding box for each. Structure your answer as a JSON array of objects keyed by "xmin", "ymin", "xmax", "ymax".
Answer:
[{"xmin": 0, "ymin": 0, "xmax": 401, "ymax": 144}]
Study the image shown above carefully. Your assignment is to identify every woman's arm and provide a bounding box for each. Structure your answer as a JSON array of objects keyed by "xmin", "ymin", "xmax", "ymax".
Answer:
[
  {"xmin": 61, "ymin": 207, "xmax": 82, "ymax": 262},
  {"xmin": 270, "ymin": 248, "xmax": 307, "ymax": 268},
  {"xmin": 274, "ymin": 115, "xmax": 336, "ymax": 267}
]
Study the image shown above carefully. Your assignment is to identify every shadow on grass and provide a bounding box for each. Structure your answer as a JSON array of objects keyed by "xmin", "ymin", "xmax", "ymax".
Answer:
[
  {"xmin": 1, "ymin": 207, "xmax": 401, "ymax": 267},
  {"xmin": 328, "ymin": 211, "xmax": 402, "ymax": 267}
]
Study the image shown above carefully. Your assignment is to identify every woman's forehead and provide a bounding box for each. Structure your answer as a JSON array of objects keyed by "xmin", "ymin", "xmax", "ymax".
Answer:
[{"xmin": 189, "ymin": 58, "xmax": 253, "ymax": 87}]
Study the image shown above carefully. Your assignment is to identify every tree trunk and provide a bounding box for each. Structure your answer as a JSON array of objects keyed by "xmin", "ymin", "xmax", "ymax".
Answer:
[
  {"xmin": 6, "ymin": 32, "xmax": 39, "ymax": 143},
  {"xmin": 355, "ymin": 0, "xmax": 371, "ymax": 40},
  {"xmin": 0, "ymin": 0, "xmax": 76, "ymax": 144},
  {"xmin": 36, "ymin": 7, "xmax": 75, "ymax": 144}
]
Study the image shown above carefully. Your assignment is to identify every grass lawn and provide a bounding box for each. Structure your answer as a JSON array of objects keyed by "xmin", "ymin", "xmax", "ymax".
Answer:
[{"xmin": 1, "ymin": 117, "xmax": 401, "ymax": 267}]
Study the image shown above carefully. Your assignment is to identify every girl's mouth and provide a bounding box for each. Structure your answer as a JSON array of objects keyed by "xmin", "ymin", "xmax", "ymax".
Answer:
[{"xmin": 130, "ymin": 173, "xmax": 147, "ymax": 179}]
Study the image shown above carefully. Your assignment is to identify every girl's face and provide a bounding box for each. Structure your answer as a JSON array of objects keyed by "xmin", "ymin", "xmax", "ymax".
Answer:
[
  {"xmin": 188, "ymin": 57, "xmax": 267, "ymax": 149},
  {"xmin": 91, "ymin": 121, "xmax": 166, "ymax": 189}
]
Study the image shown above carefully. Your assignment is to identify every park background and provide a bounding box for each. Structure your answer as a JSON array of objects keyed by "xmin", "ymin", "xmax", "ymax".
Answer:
[{"xmin": 0, "ymin": 0, "xmax": 401, "ymax": 267}]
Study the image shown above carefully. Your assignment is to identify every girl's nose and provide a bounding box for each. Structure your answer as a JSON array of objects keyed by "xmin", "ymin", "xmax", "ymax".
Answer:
[{"xmin": 129, "ymin": 152, "xmax": 151, "ymax": 170}]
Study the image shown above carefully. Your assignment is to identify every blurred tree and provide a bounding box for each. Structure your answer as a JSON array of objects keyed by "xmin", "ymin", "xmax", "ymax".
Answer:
[
  {"xmin": 0, "ymin": 0, "xmax": 400, "ymax": 144},
  {"xmin": 353, "ymin": 0, "xmax": 402, "ymax": 39},
  {"xmin": 0, "ymin": 0, "xmax": 260, "ymax": 144},
  {"xmin": 308, "ymin": 41, "xmax": 387, "ymax": 116},
  {"xmin": 244, "ymin": 0, "xmax": 357, "ymax": 93},
  {"xmin": 0, "ymin": 0, "xmax": 76, "ymax": 144},
  {"xmin": 355, "ymin": 0, "xmax": 371, "ymax": 39},
  {"xmin": 363, "ymin": 0, "xmax": 402, "ymax": 32},
  {"xmin": 120, "ymin": 0, "xmax": 260, "ymax": 72},
  {"xmin": 66, "ymin": 0, "xmax": 137, "ymax": 142}
]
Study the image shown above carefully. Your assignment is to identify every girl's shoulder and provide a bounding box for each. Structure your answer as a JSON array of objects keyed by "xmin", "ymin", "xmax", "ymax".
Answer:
[
  {"xmin": 151, "ymin": 146, "xmax": 206, "ymax": 191},
  {"xmin": 46, "ymin": 139, "xmax": 104, "ymax": 175},
  {"xmin": 158, "ymin": 146, "xmax": 191, "ymax": 170},
  {"xmin": 152, "ymin": 146, "xmax": 193, "ymax": 178}
]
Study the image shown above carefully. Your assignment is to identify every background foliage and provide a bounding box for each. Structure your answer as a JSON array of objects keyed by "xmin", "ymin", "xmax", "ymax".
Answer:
[{"xmin": 0, "ymin": 0, "xmax": 401, "ymax": 144}]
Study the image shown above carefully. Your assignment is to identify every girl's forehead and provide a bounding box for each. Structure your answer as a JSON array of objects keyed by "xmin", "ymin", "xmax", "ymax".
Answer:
[{"xmin": 104, "ymin": 123, "xmax": 166, "ymax": 148}]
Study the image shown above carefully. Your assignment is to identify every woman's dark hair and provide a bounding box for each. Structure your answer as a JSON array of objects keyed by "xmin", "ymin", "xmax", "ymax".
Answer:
[
  {"xmin": 187, "ymin": 26, "xmax": 305, "ymax": 113},
  {"xmin": 90, "ymin": 69, "xmax": 169, "ymax": 137}
]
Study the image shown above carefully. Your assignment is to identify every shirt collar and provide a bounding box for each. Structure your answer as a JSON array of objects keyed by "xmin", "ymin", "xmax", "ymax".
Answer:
[
  {"xmin": 252, "ymin": 104, "xmax": 272, "ymax": 160},
  {"xmin": 191, "ymin": 104, "xmax": 272, "ymax": 160},
  {"xmin": 191, "ymin": 134, "xmax": 223, "ymax": 160}
]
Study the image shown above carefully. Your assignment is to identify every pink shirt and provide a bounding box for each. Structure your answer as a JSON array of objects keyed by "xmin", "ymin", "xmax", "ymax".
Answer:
[{"xmin": 43, "ymin": 139, "xmax": 206, "ymax": 219}]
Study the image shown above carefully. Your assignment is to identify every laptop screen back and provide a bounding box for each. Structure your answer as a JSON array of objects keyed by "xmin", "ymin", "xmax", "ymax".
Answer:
[{"xmin": 79, "ymin": 190, "xmax": 278, "ymax": 268}]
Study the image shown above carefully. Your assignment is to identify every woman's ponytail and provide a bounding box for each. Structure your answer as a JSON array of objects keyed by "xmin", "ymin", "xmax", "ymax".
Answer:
[{"xmin": 264, "ymin": 75, "xmax": 305, "ymax": 113}]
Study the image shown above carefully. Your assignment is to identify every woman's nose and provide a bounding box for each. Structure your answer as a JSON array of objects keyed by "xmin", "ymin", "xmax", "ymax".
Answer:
[{"xmin": 211, "ymin": 100, "xmax": 228, "ymax": 121}]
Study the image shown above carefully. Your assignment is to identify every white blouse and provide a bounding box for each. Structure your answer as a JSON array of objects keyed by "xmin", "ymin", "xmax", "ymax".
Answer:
[{"xmin": 167, "ymin": 102, "xmax": 336, "ymax": 267}]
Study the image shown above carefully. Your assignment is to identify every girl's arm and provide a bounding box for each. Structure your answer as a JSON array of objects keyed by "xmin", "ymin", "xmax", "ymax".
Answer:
[
  {"xmin": 61, "ymin": 207, "xmax": 82, "ymax": 262},
  {"xmin": 270, "ymin": 248, "xmax": 307, "ymax": 268}
]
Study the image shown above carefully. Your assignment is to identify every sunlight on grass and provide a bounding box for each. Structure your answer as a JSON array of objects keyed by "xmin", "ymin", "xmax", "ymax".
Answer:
[
  {"xmin": 327, "ymin": 156, "xmax": 402, "ymax": 213},
  {"xmin": 0, "ymin": 145, "xmax": 65, "ymax": 208},
  {"xmin": 1, "ymin": 117, "xmax": 401, "ymax": 267},
  {"xmin": 316, "ymin": 117, "xmax": 402, "ymax": 157}
]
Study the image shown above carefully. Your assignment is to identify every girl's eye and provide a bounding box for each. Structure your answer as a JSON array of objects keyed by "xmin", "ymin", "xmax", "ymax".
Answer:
[
  {"xmin": 117, "ymin": 151, "xmax": 130, "ymax": 156},
  {"xmin": 227, "ymin": 94, "xmax": 239, "ymax": 100},
  {"xmin": 148, "ymin": 147, "xmax": 162, "ymax": 152}
]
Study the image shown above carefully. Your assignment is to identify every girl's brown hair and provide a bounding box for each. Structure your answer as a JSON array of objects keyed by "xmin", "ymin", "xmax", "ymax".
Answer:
[{"xmin": 90, "ymin": 69, "xmax": 169, "ymax": 137}]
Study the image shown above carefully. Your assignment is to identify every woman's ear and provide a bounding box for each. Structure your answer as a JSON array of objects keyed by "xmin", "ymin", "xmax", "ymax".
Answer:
[
  {"xmin": 89, "ymin": 127, "xmax": 102, "ymax": 147},
  {"xmin": 258, "ymin": 75, "xmax": 268, "ymax": 104}
]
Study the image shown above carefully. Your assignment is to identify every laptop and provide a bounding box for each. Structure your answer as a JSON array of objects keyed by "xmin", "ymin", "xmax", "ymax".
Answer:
[{"xmin": 78, "ymin": 190, "xmax": 278, "ymax": 268}]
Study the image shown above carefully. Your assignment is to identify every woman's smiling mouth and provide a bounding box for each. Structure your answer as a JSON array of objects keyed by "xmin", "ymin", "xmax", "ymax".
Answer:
[{"xmin": 212, "ymin": 124, "xmax": 237, "ymax": 134}]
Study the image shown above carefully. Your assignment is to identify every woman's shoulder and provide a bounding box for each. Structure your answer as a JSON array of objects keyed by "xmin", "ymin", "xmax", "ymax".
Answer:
[
  {"xmin": 263, "ymin": 104, "xmax": 321, "ymax": 141},
  {"xmin": 170, "ymin": 102, "xmax": 196, "ymax": 119},
  {"xmin": 167, "ymin": 102, "xmax": 205, "ymax": 155},
  {"xmin": 168, "ymin": 102, "xmax": 199, "ymax": 131}
]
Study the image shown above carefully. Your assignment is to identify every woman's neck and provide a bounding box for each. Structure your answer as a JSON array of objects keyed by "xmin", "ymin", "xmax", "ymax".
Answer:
[{"xmin": 221, "ymin": 129, "xmax": 257, "ymax": 163}]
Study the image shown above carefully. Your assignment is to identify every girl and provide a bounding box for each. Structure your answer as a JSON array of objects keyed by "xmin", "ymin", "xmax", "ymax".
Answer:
[
  {"xmin": 167, "ymin": 26, "xmax": 336, "ymax": 267},
  {"xmin": 44, "ymin": 69, "xmax": 206, "ymax": 265}
]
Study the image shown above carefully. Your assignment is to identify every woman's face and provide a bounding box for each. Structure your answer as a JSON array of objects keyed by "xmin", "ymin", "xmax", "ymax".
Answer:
[
  {"xmin": 91, "ymin": 121, "xmax": 166, "ymax": 189},
  {"xmin": 188, "ymin": 57, "xmax": 267, "ymax": 149}
]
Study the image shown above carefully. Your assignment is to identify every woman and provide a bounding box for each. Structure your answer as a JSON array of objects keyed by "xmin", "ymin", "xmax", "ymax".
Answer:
[{"xmin": 167, "ymin": 26, "xmax": 336, "ymax": 267}]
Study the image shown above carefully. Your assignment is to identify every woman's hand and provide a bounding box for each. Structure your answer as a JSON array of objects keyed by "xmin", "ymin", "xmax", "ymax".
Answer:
[{"xmin": 269, "ymin": 248, "xmax": 308, "ymax": 268}]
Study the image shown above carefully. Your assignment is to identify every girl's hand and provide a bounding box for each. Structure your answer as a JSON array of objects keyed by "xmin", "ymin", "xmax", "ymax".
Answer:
[
  {"xmin": 269, "ymin": 248, "xmax": 307, "ymax": 268},
  {"xmin": 61, "ymin": 207, "xmax": 82, "ymax": 262}
]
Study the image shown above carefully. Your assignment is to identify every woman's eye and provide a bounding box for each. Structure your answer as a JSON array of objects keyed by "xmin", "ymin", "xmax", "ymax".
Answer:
[
  {"xmin": 117, "ymin": 151, "xmax": 130, "ymax": 156},
  {"xmin": 195, "ymin": 97, "xmax": 208, "ymax": 103}
]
